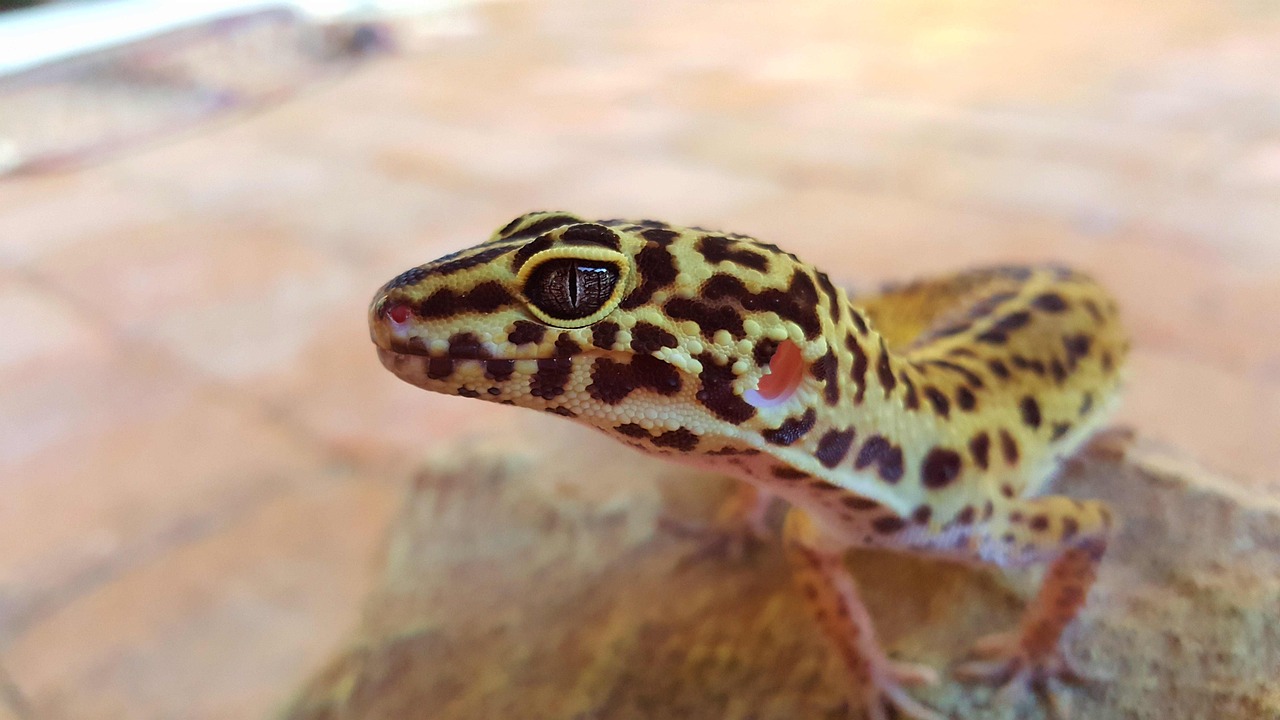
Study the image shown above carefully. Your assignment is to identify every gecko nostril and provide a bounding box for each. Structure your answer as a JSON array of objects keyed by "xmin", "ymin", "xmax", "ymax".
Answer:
[{"xmin": 387, "ymin": 303, "xmax": 412, "ymax": 324}]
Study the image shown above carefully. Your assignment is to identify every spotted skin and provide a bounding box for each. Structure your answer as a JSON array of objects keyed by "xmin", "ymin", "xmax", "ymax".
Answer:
[{"xmin": 369, "ymin": 212, "xmax": 1131, "ymax": 719}]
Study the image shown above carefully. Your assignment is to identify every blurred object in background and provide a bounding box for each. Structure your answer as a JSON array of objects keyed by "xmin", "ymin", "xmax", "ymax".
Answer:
[{"xmin": 0, "ymin": 0, "xmax": 400, "ymax": 177}]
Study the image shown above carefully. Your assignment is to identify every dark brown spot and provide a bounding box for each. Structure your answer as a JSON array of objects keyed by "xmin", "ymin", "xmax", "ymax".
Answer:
[
  {"xmin": 696, "ymin": 234, "xmax": 770, "ymax": 272},
  {"xmin": 1079, "ymin": 393, "xmax": 1094, "ymax": 416},
  {"xmin": 815, "ymin": 272, "xmax": 842, "ymax": 324},
  {"xmin": 546, "ymin": 406, "xmax": 576, "ymax": 417},
  {"xmin": 955, "ymin": 506, "xmax": 976, "ymax": 525},
  {"xmin": 900, "ymin": 372, "xmax": 919, "ymax": 410},
  {"xmin": 511, "ymin": 233, "xmax": 556, "ymax": 270},
  {"xmin": 854, "ymin": 436, "xmax": 905, "ymax": 483},
  {"xmin": 956, "ymin": 386, "xmax": 977, "ymax": 412},
  {"xmin": 706, "ymin": 446, "xmax": 760, "ymax": 456},
  {"xmin": 1102, "ymin": 350, "xmax": 1115, "ymax": 373},
  {"xmin": 588, "ymin": 358, "xmax": 635, "ymax": 404},
  {"xmin": 640, "ymin": 227, "xmax": 678, "ymax": 245},
  {"xmin": 999, "ymin": 429, "xmax": 1020, "ymax": 465},
  {"xmin": 1020, "ymin": 396, "xmax": 1042, "ymax": 429},
  {"xmin": 842, "ymin": 496, "xmax": 881, "ymax": 511},
  {"xmin": 592, "ymin": 321, "xmax": 620, "ymax": 349},
  {"xmin": 554, "ymin": 333, "xmax": 581, "ymax": 358},
  {"xmin": 1051, "ymin": 422, "xmax": 1072, "ymax": 441},
  {"xmin": 508, "ymin": 320, "xmax": 546, "ymax": 346},
  {"xmin": 652, "ymin": 428, "xmax": 699, "ymax": 451},
  {"xmin": 495, "ymin": 213, "xmax": 528, "ymax": 238},
  {"xmin": 1050, "ymin": 358, "xmax": 1067, "ymax": 384},
  {"xmin": 505, "ymin": 213, "xmax": 580, "ymax": 243},
  {"xmin": 849, "ymin": 311, "xmax": 869, "ymax": 335},
  {"xmin": 876, "ymin": 338, "xmax": 897, "ymax": 397},
  {"xmin": 987, "ymin": 359, "xmax": 1010, "ymax": 379},
  {"xmin": 486, "ymin": 387, "xmax": 501, "ymax": 396},
  {"xmin": 815, "ymin": 429, "xmax": 856, "ymax": 468},
  {"xmin": 665, "ymin": 297, "xmax": 746, "ymax": 339},
  {"xmin": 924, "ymin": 386, "xmax": 951, "ymax": 418},
  {"xmin": 1064, "ymin": 334, "xmax": 1092, "ymax": 362},
  {"xmin": 700, "ymin": 271, "xmax": 823, "ymax": 340},
  {"xmin": 1001, "ymin": 484, "xmax": 1015, "ymax": 498},
  {"xmin": 847, "ymin": 334, "xmax": 869, "ymax": 404},
  {"xmin": 621, "ymin": 243, "xmax": 678, "ymax": 309},
  {"xmin": 912, "ymin": 505, "xmax": 933, "ymax": 525},
  {"xmin": 630, "ymin": 355, "xmax": 683, "ymax": 395},
  {"xmin": 484, "ymin": 359, "xmax": 514, "ymax": 381},
  {"xmin": 615, "ymin": 423, "xmax": 649, "ymax": 439},
  {"xmin": 926, "ymin": 360, "xmax": 985, "ymax": 389},
  {"xmin": 921, "ymin": 448, "xmax": 963, "ymax": 489},
  {"xmin": 529, "ymin": 357, "xmax": 572, "ymax": 399},
  {"xmin": 772, "ymin": 466, "xmax": 809, "ymax": 479},
  {"xmin": 979, "ymin": 310, "xmax": 1032, "ymax": 345},
  {"xmin": 417, "ymin": 281, "xmax": 515, "ymax": 319},
  {"xmin": 762, "ymin": 408, "xmax": 817, "ymax": 446},
  {"xmin": 811, "ymin": 351, "xmax": 841, "ymax": 405},
  {"xmin": 873, "ymin": 516, "xmax": 906, "ymax": 534},
  {"xmin": 1033, "ymin": 293, "xmax": 1069, "ymax": 313},
  {"xmin": 447, "ymin": 332, "xmax": 489, "ymax": 359},
  {"xmin": 427, "ymin": 357, "xmax": 453, "ymax": 380},
  {"xmin": 695, "ymin": 353, "xmax": 757, "ymax": 424},
  {"xmin": 630, "ymin": 322, "xmax": 678, "ymax": 354},
  {"xmin": 1030, "ymin": 514, "xmax": 1051, "ymax": 532},
  {"xmin": 432, "ymin": 245, "xmax": 517, "ymax": 277},
  {"xmin": 456, "ymin": 387, "xmax": 480, "ymax": 398},
  {"xmin": 1011, "ymin": 355, "xmax": 1047, "ymax": 376},
  {"xmin": 560, "ymin": 223, "xmax": 621, "ymax": 250},
  {"xmin": 969, "ymin": 432, "xmax": 991, "ymax": 470}
]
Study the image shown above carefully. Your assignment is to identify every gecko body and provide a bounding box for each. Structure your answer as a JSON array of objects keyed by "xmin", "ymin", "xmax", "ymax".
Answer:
[{"xmin": 369, "ymin": 212, "xmax": 1130, "ymax": 719}]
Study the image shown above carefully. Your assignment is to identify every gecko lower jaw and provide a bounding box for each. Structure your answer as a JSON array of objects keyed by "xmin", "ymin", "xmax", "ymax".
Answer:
[{"xmin": 375, "ymin": 346, "xmax": 580, "ymax": 373}]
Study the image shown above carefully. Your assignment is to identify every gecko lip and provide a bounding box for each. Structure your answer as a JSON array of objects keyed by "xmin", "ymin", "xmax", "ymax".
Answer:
[{"xmin": 375, "ymin": 346, "xmax": 591, "ymax": 370}]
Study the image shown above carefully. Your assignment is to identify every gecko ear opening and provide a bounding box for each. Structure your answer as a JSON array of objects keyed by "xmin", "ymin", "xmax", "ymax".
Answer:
[{"xmin": 745, "ymin": 340, "xmax": 804, "ymax": 408}]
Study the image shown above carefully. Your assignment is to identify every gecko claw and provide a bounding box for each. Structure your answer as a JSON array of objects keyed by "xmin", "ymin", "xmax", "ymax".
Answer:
[{"xmin": 955, "ymin": 632, "xmax": 1101, "ymax": 719}]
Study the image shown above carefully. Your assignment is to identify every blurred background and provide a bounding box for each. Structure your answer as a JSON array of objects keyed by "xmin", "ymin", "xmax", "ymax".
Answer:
[{"xmin": 1, "ymin": 0, "xmax": 1278, "ymax": 718}]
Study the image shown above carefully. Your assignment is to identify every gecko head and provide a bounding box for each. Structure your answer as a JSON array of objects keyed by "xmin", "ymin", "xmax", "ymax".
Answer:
[{"xmin": 369, "ymin": 212, "xmax": 845, "ymax": 455}]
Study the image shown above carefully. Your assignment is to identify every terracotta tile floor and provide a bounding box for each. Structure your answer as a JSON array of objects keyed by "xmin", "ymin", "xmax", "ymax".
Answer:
[{"xmin": 1, "ymin": 0, "xmax": 1278, "ymax": 717}]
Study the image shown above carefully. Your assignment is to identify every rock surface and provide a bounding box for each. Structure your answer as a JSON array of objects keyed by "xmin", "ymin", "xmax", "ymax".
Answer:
[{"xmin": 279, "ymin": 425, "xmax": 1280, "ymax": 720}]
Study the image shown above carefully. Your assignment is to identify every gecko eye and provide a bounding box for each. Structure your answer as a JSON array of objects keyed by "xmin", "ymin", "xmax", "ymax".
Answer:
[{"xmin": 524, "ymin": 258, "xmax": 621, "ymax": 322}]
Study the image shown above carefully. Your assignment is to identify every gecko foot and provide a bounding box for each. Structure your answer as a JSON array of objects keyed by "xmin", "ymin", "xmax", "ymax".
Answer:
[
  {"xmin": 955, "ymin": 631, "xmax": 1095, "ymax": 719},
  {"xmin": 856, "ymin": 658, "xmax": 946, "ymax": 720}
]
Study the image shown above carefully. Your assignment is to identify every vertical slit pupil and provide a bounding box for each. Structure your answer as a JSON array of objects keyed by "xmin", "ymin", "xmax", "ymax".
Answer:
[{"xmin": 527, "ymin": 259, "xmax": 619, "ymax": 320}]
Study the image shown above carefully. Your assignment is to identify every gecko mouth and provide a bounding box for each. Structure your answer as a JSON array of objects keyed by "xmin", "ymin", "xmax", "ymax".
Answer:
[{"xmin": 375, "ymin": 345, "xmax": 587, "ymax": 382}]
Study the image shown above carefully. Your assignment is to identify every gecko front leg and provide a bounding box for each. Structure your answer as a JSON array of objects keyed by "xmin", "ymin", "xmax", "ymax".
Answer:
[
  {"xmin": 783, "ymin": 509, "xmax": 945, "ymax": 720},
  {"xmin": 785, "ymin": 490, "xmax": 1112, "ymax": 719},
  {"xmin": 954, "ymin": 495, "xmax": 1114, "ymax": 715}
]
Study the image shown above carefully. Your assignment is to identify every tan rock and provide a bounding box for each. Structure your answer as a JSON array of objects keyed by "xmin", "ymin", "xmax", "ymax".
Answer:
[{"xmin": 279, "ymin": 425, "xmax": 1280, "ymax": 720}]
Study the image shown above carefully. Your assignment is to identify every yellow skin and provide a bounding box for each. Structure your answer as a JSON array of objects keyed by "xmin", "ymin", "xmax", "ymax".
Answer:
[{"xmin": 369, "ymin": 212, "xmax": 1130, "ymax": 719}]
